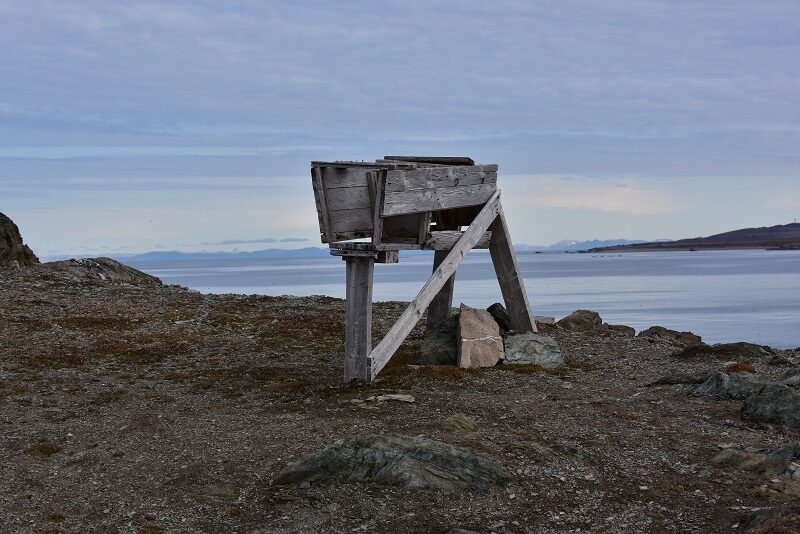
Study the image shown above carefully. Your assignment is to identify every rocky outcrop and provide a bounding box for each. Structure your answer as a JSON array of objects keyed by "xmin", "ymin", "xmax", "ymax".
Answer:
[
  {"xmin": 675, "ymin": 341, "xmax": 774, "ymax": 359},
  {"xmin": 503, "ymin": 331, "xmax": 563, "ymax": 367},
  {"xmin": 42, "ymin": 257, "xmax": 161, "ymax": 286},
  {"xmin": 742, "ymin": 383, "xmax": 800, "ymax": 428},
  {"xmin": 274, "ymin": 434, "xmax": 510, "ymax": 492},
  {"xmin": 692, "ymin": 371, "xmax": 767, "ymax": 400},
  {"xmin": 712, "ymin": 443, "xmax": 800, "ymax": 477},
  {"xmin": 457, "ymin": 305, "xmax": 503, "ymax": 369},
  {"xmin": 637, "ymin": 326, "xmax": 702, "ymax": 347},
  {"xmin": 0, "ymin": 212, "xmax": 39, "ymax": 267},
  {"xmin": 556, "ymin": 310, "xmax": 602, "ymax": 332}
]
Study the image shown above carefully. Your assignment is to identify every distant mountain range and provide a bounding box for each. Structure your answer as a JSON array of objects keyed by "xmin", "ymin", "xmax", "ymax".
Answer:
[
  {"xmin": 114, "ymin": 239, "xmax": 646, "ymax": 263},
  {"xmin": 588, "ymin": 223, "xmax": 800, "ymax": 252}
]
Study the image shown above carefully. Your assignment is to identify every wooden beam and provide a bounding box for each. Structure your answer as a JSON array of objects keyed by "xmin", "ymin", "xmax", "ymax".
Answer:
[
  {"xmin": 425, "ymin": 249, "xmax": 456, "ymax": 332},
  {"xmin": 384, "ymin": 165, "xmax": 497, "ymax": 193},
  {"xmin": 383, "ymin": 183, "xmax": 497, "ymax": 216},
  {"xmin": 311, "ymin": 167, "xmax": 334, "ymax": 243},
  {"xmin": 344, "ymin": 257, "xmax": 374, "ymax": 382},
  {"xmin": 424, "ymin": 230, "xmax": 492, "ymax": 250},
  {"xmin": 367, "ymin": 191, "xmax": 501, "ymax": 379},
  {"xmin": 383, "ymin": 156, "xmax": 475, "ymax": 166},
  {"xmin": 488, "ymin": 203, "xmax": 536, "ymax": 333}
]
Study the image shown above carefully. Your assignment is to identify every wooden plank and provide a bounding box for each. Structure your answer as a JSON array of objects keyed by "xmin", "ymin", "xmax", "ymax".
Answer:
[
  {"xmin": 323, "ymin": 185, "xmax": 371, "ymax": 211},
  {"xmin": 424, "ymin": 230, "xmax": 492, "ymax": 250},
  {"xmin": 383, "ymin": 156, "xmax": 475, "ymax": 166},
  {"xmin": 489, "ymin": 203, "xmax": 536, "ymax": 333},
  {"xmin": 384, "ymin": 165, "xmax": 498, "ymax": 193},
  {"xmin": 311, "ymin": 167, "xmax": 334, "ymax": 243},
  {"xmin": 383, "ymin": 183, "xmax": 497, "ymax": 216},
  {"xmin": 321, "ymin": 166, "xmax": 372, "ymax": 189},
  {"xmin": 369, "ymin": 170, "xmax": 384, "ymax": 246},
  {"xmin": 329, "ymin": 208, "xmax": 373, "ymax": 236},
  {"xmin": 417, "ymin": 212, "xmax": 431, "ymax": 244},
  {"xmin": 344, "ymin": 257, "xmax": 374, "ymax": 382},
  {"xmin": 312, "ymin": 160, "xmax": 416, "ymax": 169},
  {"xmin": 425, "ymin": 249, "xmax": 456, "ymax": 332},
  {"xmin": 368, "ymin": 191, "xmax": 501, "ymax": 379}
]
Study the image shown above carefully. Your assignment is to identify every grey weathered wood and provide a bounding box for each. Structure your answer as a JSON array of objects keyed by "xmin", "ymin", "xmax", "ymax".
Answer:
[
  {"xmin": 329, "ymin": 208, "xmax": 373, "ymax": 236},
  {"xmin": 384, "ymin": 165, "xmax": 498, "ymax": 193},
  {"xmin": 369, "ymin": 170, "xmax": 384, "ymax": 245},
  {"xmin": 322, "ymin": 185, "xmax": 372, "ymax": 211},
  {"xmin": 383, "ymin": 183, "xmax": 497, "ymax": 216},
  {"xmin": 383, "ymin": 156, "xmax": 475, "ymax": 166},
  {"xmin": 311, "ymin": 167, "xmax": 334, "ymax": 242},
  {"xmin": 368, "ymin": 191, "xmax": 501, "ymax": 379},
  {"xmin": 344, "ymin": 257, "xmax": 374, "ymax": 382},
  {"xmin": 425, "ymin": 249, "xmax": 456, "ymax": 332},
  {"xmin": 424, "ymin": 230, "xmax": 492, "ymax": 250},
  {"xmin": 489, "ymin": 203, "xmax": 536, "ymax": 333}
]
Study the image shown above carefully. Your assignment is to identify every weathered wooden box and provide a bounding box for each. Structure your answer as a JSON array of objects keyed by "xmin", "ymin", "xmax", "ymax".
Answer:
[{"xmin": 311, "ymin": 157, "xmax": 498, "ymax": 246}]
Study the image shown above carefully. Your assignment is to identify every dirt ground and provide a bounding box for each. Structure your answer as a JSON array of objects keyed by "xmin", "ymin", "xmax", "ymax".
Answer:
[{"xmin": 1, "ymin": 266, "xmax": 798, "ymax": 533}]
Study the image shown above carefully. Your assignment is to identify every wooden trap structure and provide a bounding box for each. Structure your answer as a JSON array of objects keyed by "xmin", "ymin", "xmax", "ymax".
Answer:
[{"xmin": 311, "ymin": 156, "xmax": 536, "ymax": 382}]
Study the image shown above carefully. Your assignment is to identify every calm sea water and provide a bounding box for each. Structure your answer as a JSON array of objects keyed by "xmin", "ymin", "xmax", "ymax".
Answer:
[{"xmin": 128, "ymin": 249, "xmax": 800, "ymax": 349}]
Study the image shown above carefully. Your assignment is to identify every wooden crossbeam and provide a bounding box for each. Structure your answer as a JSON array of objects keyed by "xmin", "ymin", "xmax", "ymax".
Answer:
[{"xmin": 367, "ymin": 191, "xmax": 502, "ymax": 379}]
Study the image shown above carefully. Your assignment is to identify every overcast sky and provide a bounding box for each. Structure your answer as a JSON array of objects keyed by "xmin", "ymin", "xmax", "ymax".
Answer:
[{"xmin": 1, "ymin": 0, "xmax": 798, "ymax": 256}]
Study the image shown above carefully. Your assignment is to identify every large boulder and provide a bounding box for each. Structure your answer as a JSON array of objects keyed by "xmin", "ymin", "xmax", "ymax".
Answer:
[
  {"xmin": 503, "ymin": 331, "xmax": 564, "ymax": 368},
  {"xmin": 42, "ymin": 257, "xmax": 161, "ymax": 286},
  {"xmin": 692, "ymin": 371, "xmax": 767, "ymax": 400},
  {"xmin": 0, "ymin": 212, "xmax": 39, "ymax": 267},
  {"xmin": 419, "ymin": 314, "xmax": 458, "ymax": 365},
  {"xmin": 712, "ymin": 443, "xmax": 800, "ymax": 477},
  {"xmin": 556, "ymin": 310, "xmax": 602, "ymax": 332},
  {"xmin": 637, "ymin": 326, "xmax": 702, "ymax": 347},
  {"xmin": 487, "ymin": 303, "xmax": 511, "ymax": 332},
  {"xmin": 274, "ymin": 434, "xmax": 510, "ymax": 492},
  {"xmin": 457, "ymin": 305, "xmax": 503, "ymax": 369},
  {"xmin": 742, "ymin": 383, "xmax": 800, "ymax": 428}
]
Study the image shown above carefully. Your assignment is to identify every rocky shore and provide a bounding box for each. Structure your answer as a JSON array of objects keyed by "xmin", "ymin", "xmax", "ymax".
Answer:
[
  {"xmin": 1, "ymin": 260, "xmax": 799, "ymax": 533},
  {"xmin": 1, "ymin": 214, "xmax": 799, "ymax": 533}
]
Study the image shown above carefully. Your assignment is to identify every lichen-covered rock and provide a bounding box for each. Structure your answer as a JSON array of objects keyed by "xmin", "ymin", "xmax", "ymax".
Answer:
[
  {"xmin": 457, "ymin": 305, "xmax": 503, "ymax": 369},
  {"xmin": 274, "ymin": 434, "xmax": 510, "ymax": 492},
  {"xmin": 503, "ymin": 331, "xmax": 563, "ymax": 368},
  {"xmin": 556, "ymin": 310, "xmax": 602, "ymax": 332},
  {"xmin": 676, "ymin": 341, "xmax": 774, "ymax": 359},
  {"xmin": 692, "ymin": 371, "xmax": 766, "ymax": 400},
  {"xmin": 600, "ymin": 324, "xmax": 635, "ymax": 337},
  {"xmin": 637, "ymin": 326, "xmax": 702, "ymax": 347},
  {"xmin": 0, "ymin": 212, "xmax": 39, "ymax": 267},
  {"xmin": 419, "ymin": 314, "xmax": 458, "ymax": 365},
  {"xmin": 42, "ymin": 257, "xmax": 161, "ymax": 286},
  {"xmin": 712, "ymin": 443, "xmax": 800, "ymax": 477},
  {"xmin": 742, "ymin": 383, "xmax": 800, "ymax": 428}
]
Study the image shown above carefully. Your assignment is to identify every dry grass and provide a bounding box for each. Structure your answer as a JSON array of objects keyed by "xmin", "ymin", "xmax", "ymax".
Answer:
[
  {"xmin": 25, "ymin": 442, "xmax": 62, "ymax": 457},
  {"xmin": 724, "ymin": 361, "xmax": 757, "ymax": 374}
]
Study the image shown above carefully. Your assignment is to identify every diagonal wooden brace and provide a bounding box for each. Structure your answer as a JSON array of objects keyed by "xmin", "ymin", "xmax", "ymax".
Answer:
[{"xmin": 367, "ymin": 191, "xmax": 502, "ymax": 380}]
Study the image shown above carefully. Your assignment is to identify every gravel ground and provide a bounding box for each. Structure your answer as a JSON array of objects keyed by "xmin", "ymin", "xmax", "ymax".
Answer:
[{"xmin": 1, "ymin": 265, "xmax": 798, "ymax": 533}]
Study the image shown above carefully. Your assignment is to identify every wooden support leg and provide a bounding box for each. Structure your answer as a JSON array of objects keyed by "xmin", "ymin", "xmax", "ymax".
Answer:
[
  {"xmin": 368, "ymin": 192, "xmax": 501, "ymax": 379},
  {"xmin": 344, "ymin": 256, "xmax": 374, "ymax": 382},
  {"xmin": 488, "ymin": 203, "xmax": 537, "ymax": 333},
  {"xmin": 425, "ymin": 249, "xmax": 456, "ymax": 332}
]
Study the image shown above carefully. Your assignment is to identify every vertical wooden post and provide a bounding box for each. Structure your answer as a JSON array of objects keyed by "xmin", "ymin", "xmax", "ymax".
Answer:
[
  {"xmin": 425, "ymin": 249, "xmax": 456, "ymax": 332},
  {"xmin": 488, "ymin": 204, "xmax": 537, "ymax": 333},
  {"xmin": 344, "ymin": 256, "xmax": 374, "ymax": 382}
]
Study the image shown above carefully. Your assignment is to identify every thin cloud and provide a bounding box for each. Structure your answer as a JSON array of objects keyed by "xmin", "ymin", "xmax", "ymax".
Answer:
[{"xmin": 201, "ymin": 237, "xmax": 307, "ymax": 246}]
